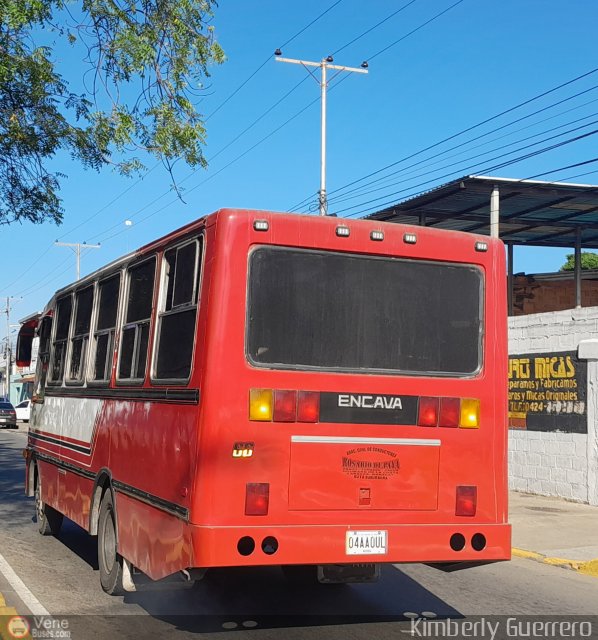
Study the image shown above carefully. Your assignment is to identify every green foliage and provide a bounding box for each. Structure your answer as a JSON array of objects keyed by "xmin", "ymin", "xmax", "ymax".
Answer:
[
  {"xmin": 560, "ymin": 252, "xmax": 598, "ymax": 271},
  {"xmin": 0, "ymin": 0, "xmax": 224, "ymax": 225}
]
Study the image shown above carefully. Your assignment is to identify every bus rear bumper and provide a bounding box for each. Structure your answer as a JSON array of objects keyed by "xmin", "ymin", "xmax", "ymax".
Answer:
[{"xmin": 188, "ymin": 523, "xmax": 511, "ymax": 568}]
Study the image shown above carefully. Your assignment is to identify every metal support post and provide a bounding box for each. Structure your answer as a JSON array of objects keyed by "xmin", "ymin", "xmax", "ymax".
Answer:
[
  {"xmin": 575, "ymin": 227, "xmax": 582, "ymax": 308},
  {"xmin": 507, "ymin": 243, "xmax": 514, "ymax": 316},
  {"xmin": 490, "ymin": 186, "xmax": 500, "ymax": 238}
]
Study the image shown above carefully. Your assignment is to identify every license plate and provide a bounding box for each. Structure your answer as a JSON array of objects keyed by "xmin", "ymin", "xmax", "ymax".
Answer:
[{"xmin": 345, "ymin": 530, "xmax": 387, "ymax": 555}]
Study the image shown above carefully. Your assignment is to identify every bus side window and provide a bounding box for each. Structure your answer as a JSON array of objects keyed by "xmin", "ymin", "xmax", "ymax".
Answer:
[
  {"xmin": 67, "ymin": 285, "xmax": 94, "ymax": 384},
  {"xmin": 153, "ymin": 238, "xmax": 202, "ymax": 382},
  {"xmin": 49, "ymin": 295, "xmax": 73, "ymax": 384},
  {"xmin": 118, "ymin": 257, "xmax": 156, "ymax": 382},
  {"xmin": 33, "ymin": 316, "xmax": 53, "ymax": 402},
  {"xmin": 91, "ymin": 274, "xmax": 121, "ymax": 383}
]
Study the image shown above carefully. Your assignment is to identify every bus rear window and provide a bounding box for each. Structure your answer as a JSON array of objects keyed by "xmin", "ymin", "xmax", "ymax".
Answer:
[{"xmin": 247, "ymin": 247, "xmax": 483, "ymax": 376}]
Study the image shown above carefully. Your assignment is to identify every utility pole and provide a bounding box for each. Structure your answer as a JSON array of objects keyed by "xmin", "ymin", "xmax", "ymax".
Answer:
[
  {"xmin": 2, "ymin": 297, "xmax": 13, "ymax": 399},
  {"xmin": 275, "ymin": 50, "xmax": 368, "ymax": 216},
  {"xmin": 54, "ymin": 241, "xmax": 101, "ymax": 280}
]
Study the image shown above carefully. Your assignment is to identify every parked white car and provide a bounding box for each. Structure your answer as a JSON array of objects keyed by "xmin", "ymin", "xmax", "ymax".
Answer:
[{"xmin": 15, "ymin": 399, "xmax": 31, "ymax": 422}]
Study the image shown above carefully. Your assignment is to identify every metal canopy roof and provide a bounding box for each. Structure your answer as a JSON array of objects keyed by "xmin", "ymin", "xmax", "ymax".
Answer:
[{"xmin": 368, "ymin": 175, "xmax": 598, "ymax": 248}]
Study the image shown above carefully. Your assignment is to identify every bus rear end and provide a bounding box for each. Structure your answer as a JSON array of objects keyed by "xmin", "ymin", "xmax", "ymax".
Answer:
[{"xmin": 191, "ymin": 209, "xmax": 510, "ymax": 578}]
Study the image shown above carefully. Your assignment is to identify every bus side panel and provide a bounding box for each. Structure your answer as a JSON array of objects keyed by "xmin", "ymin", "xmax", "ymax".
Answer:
[
  {"xmin": 59, "ymin": 470, "xmax": 93, "ymax": 531},
  {"xmin": 491, "ymin": 241, "xmax": 509, "ymax": 526},
  {"xmin": 115, "ymin": 493, "xmax": 193, "ymax": 580},
  {"xmin": 37, "ymin": 459, "xmax": 60, "ymax": 511},
  {"xmin": 104, "ymin": 401, "xmax": 197, "ymax": 578}
]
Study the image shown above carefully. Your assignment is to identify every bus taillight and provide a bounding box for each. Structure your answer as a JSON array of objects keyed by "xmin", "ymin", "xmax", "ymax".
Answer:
[
  {"xmin": 418, "ymin": 397, "xmax": 480, "ymax": 429},
  {"xmin": 273, "ymin": 390, "xmax": 297, "ymax": 422},
  {"xmin": 250, "ymin": 389, "xmax": 320, "ymax": 422},
  {"xmin": 418, "ymin": 397, "xmax": 439, "ymax": 427},
  {"xmin": 249, "ymin": 389, "xmax": 273, "ymax": 421},
  {"xmin": 460, "ymin": 398, "xmax": 480, "ymax": 429},
  {"xmin": 297, "ymin": 391, "xmax": 320, "ymax": 423},
  {"xmin": 439, "ymin": 397, "xmax": 460, "ymax": 427},
  {"xmin": 456, "ymin": 485, "xmax": 477, "ymax": 516},
  {"xmin": 245, "ymin": 483, "xmax": 269, "ymax": 515}
]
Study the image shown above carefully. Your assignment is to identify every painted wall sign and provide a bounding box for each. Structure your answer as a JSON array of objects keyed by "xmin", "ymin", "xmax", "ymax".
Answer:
[{"xmin": 508, "ymin": 350, "xmax": 587, "ymax": 433}]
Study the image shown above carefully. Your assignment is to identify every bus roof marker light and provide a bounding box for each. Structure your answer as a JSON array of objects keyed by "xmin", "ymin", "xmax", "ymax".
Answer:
[
  {"xmin": 475, "ymin": 241, "xmax": 488, "ymax": 252},
  {"xmin": 253, "ymin": 220, "xmax": 269, "ymax": 232},
  {"xmin": 336, "ymin": 225, "xmax": 350, "ymax": 238},
  {"xmin": 370, "ymin": 230, "xmax": 384, "ymax": 241},
  {"xmin": 403, "ymin": 233, "xmax": 417, "ymax": 244},
  {"xmin": 249, "ymin": 389, "xmax": 273, "ymax": 421}
]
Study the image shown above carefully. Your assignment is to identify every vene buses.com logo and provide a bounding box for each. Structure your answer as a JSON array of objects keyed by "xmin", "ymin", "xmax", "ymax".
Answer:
[{"xmin": 7, "ymin": 615, "xmax": 30, "ymax": 639}]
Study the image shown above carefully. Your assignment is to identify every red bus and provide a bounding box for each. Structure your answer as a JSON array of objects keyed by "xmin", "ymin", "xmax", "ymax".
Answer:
[{"xmin": 18, "ymin": 209, "xmax": 510, "ymax": 594}]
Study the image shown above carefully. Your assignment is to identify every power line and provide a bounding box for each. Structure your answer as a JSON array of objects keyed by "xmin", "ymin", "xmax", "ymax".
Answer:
[
  {"xmin": 12, "ymin": 1, "xmax": 348, "ymax": 285},
  {"xmin": 107, "ymin": 0, "xmax": 470, "ymax": 230},
  {"xmin": 337, "ymin": 127, "xmax": 598, "ymax": 218},
  {"xmin": 55, "ymin": 163, "xmax": 160, "ymax": 242},
  {"xmin": 294, "ymin": 66, "xmax": 598, "ymax": 211},
  {"xmin": 327, "ymin": 111, "xmax": 598, "ymax": 209},
  {"xmin": 331, "ymin": 0, "xmax": 420, "ymax": 56},
  {"xmin": 88, "ymin": 0, "xmax": 442, "ymax": 241},
  {"xmin": 95, "ymin": 97, "xmax": 323, "ymax": 245},
  {"xmin": 368, "ymin": 0, "xmax": 466, "ymax": 62},
  {"xmin": 206, "ymin": 0, "xmax": 346, "ymax": 122},
  {"xmin": 323, "ymin": 89, "xmax": 598, "ymax": 209}
]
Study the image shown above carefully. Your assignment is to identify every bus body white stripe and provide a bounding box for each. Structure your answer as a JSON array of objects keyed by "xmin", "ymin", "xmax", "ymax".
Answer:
[
  {"xmin": 33, "ymin": 396, "xmax": 101, "ymax": 445},
  {"xmin": 290, "ymin": 436, "xmax": 441, "ymax": 446}
]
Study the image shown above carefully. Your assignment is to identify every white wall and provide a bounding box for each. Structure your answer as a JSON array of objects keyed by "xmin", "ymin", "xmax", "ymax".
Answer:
[{"xmin": 508, "ymin": 307, "xmax": 598, "ymax": 506}]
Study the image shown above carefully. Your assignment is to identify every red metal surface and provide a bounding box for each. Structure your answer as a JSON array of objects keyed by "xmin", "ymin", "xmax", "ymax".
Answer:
[
  {"xmin": 27, "ymin": 209, "xmax": 510, "ymax": 581},
  {"xmin": 288, "ymin": 441, "xmax": 440, "ymax": 511},
  {"xmin": 188, "ymin": 523, "xmax": 511, "ymax": 567}
]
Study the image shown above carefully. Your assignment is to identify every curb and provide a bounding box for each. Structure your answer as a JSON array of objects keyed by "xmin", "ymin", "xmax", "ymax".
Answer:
[{"xmin": 512, "ymin": 548, "xmax": 598, "ymax": 578}]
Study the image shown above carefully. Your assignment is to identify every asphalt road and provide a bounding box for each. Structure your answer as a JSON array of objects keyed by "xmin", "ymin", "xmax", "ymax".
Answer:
[{"xmin": 1, "ymin": 427, "xmax": 597, "ymax": 640}]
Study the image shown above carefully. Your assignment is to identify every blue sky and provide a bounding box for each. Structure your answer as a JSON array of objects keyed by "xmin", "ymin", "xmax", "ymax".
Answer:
[{"xmin": 2, "ymin": 0, "xmax": 598, "ymax": 338}]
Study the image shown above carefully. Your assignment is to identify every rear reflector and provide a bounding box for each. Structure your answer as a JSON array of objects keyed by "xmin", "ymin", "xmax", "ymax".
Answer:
[
  {"xmin": 297, "ymin": 390, "xmax": 320, "ymax": 423},
  {"xmin": 456, "ymin": 485, "xmax": 477, "ymax": 516},
  {"xmin": 249, "ymin": 389, "xmax": 273, "ymax": 421},
  {"xmin": 273, "ymin": 390, "xmax": 297, "ymax": 422},
  {"xmin": 460, "ymin": 398, "xmax": 480, "ymax": 429},
  {"xmin": 418, "ymin": 396, "xmax": 439, "ymax": 427},
  {"xmin": 439, "ymin": 397, "xmax": 460, "ymax": 427},
  {"xmin": 245, "ymin": 483, "xmax": 269, "ymax": 516}
]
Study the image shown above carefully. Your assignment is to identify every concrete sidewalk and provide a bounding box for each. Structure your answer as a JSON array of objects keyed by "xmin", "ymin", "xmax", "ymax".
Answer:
[{"xmin": 510, "ymin": 490, "xmax": 598, "ymax": 577}]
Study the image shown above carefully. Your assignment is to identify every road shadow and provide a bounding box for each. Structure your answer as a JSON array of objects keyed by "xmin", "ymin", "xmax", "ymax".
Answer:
[
  {"xmin": 115, "ymin": 564, "xmax": 463, "ymax": 635},
  {"xmin": 0, "ymin": 432, "xmax": 30, "ymax": 526}
]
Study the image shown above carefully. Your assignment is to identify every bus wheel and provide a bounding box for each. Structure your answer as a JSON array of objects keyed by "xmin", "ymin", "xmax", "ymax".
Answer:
[
  {"xmin": 98, "ymin": 491, "xmax": 125, "ymax": 596},
  {"xmin": 35, "ymin": 472, "xmax": 63, "ymax": 536}
]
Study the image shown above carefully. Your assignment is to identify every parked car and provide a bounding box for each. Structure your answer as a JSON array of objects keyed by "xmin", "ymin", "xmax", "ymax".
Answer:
[
  {"xmin": 0, "ymin": 401, "xmax": 17, "ymax": 429},
  {"xmin": 15, "ymin": 399, "xmax": 31, "ymax": 422}
]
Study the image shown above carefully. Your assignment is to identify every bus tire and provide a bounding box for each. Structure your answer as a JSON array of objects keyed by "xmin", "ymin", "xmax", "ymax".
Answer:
[
  {"xmin": 35, "ymin": 471, "xmax": 63, "ymax": 536},
  {"xmin": 98, "ymin": 491, "xmax": 125, "ymax": 596}
]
